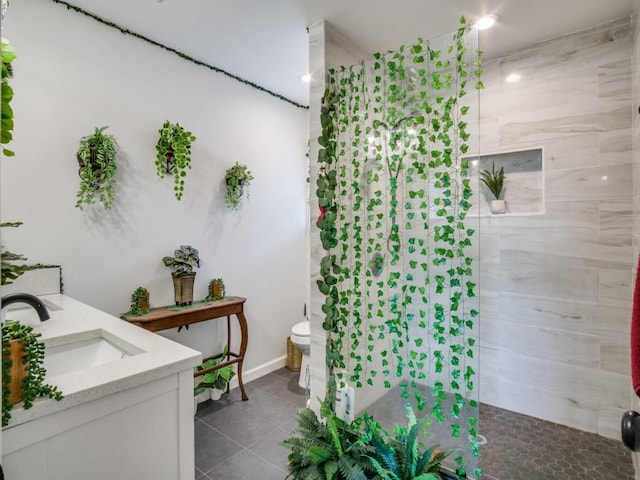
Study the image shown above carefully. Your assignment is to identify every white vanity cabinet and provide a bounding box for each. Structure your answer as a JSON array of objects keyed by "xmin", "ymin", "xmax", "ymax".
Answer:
[{"xmin": 1, "ymin": 294, "xmax": 201, "ymax": 480}]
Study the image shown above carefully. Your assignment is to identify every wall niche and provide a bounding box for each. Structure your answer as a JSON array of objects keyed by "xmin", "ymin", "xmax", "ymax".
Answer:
[{"xmin": 467, "ymin": 147, "xmax": 544, "ymax": 216}]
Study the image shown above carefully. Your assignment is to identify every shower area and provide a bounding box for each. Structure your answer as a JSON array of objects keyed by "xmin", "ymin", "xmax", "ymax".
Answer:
[
  {"xmin": 310, "ymin": 21, "xmax": 481, "ymax": 477},
  {"xmin": 308, "ymin": 14, "xmax": 636, "ymax": 480}
]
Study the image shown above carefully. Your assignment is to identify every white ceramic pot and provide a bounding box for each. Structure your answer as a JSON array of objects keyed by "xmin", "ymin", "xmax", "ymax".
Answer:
[
  {"xmin": 490, "ymin": 199, "xmax": 506, "ymax": 214},
  {"xmin": 209, "ymin": 388, "xmax": 223, "ymax": 401}
]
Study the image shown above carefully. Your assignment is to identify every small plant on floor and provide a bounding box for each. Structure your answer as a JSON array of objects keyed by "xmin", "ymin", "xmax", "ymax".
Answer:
[
  {"xmin": 2, "ymin": 320, "xmax": 63, "ymax": 427},
  {"xmin": 155, "ymin": 121, "xmax": 196, "ymax": 200},
  {"xmin": 224, "ymin": 162, "xmax": 253, "ymax": 210},
  {"xmin": 129, "ymin": 286, "xmax": 150, "ymax": 316},
  {"xmin": 363, "ymin": 404, "xmax": 450, "ymax": 480},
  {"xmin": 75, "ymin": 126, "xmax": 119, "ymax": 210},
  {"xmin": 194, "ymin": 346, "xmax": 235, "ymax": 397},
  {"xmin": 281, "ymin": 401, "xmax": 378, "ymax": 480}
]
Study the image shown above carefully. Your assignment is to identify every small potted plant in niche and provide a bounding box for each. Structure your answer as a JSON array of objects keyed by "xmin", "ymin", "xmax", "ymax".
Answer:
[
  {"xmin": 224, "ymin": 162, "xmax": 253, "ymax": 210},
  {"xmin": 162, "ymin": 245, "xmax": 201, "ymax": 306},
  {"xmin": 194, "ymin": 346, "xmax": 235, "ymax": 401},
  {"xmin": 155, "ymin": 121, "xmax": 196, "ymax": 201},
  {"xmin": 2, "ymin": 320, "xmax": 64, "ymax": 426},
  {"xmin": 129, "ymin": 286, "xmax": 150, "ymax": 316},
  {"xmin": 205, "ymin": 278, "xmax": 225, "ymax": 301},
  {"xmin": 480, "ymin": 161, "xmax": 506, "ymax": 214},
  {"xmin": 75, "ymin": 126, "xmax": 118, "ymax": 210}
]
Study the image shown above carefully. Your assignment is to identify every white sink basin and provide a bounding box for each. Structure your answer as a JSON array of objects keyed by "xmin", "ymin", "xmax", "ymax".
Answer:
[{"xmin": 43, "ymin": 330, "xmax": 142, "ymax": 380}]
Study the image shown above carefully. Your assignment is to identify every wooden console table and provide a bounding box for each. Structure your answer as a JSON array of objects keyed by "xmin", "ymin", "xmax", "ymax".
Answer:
[{"xmin": 121, "ymin": 296, "xmax": 249, "ymax": 400}]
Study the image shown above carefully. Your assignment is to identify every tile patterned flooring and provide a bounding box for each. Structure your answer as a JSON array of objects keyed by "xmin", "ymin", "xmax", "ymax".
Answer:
[{"xmin": 194, "ymin": 368, "xmax": 636, "ymax": 479}]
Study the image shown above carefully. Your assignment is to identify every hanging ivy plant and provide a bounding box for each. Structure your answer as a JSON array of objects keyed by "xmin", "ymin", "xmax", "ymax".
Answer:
[
  {"xmin": 224, "ymin": 162, "xmax": 253, "ymax": 210},
  {"xmin": 155, "ymin": 121, "xmax": 196, "ymax": 201},
  {"xmin": 75, "ymin": 126, "xmax": 118, "ymax": 210},
  {"xmin": 2, "ymin": 320, "xmax": 63, "ymax": 427},
  {"xmin": 1, "ymin": 36, "xmax": 17, "ymax": 157}
]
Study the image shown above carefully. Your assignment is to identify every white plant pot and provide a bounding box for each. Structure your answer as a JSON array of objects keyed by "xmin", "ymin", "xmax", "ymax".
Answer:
[
  {"xmin": 490, "ymin": 199, "xmax": 506, "ymax": 214},
  {"xmin": 209, "ymin": 388, "xmax": 223, "ymax": 401}
]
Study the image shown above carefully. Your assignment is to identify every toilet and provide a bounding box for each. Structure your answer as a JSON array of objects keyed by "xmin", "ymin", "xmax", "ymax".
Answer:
[{"xmin": 290, "ymin": 319, "xmax": 310, "ymax": 388}]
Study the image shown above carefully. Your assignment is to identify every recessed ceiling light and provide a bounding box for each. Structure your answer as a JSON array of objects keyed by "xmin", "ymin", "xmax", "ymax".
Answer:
[
  {"xmin": 477, "ymin": 14, "xmax": 500, "ymax": 30},
  {"xmin": 300, "ymin": 73, "xmax": 312, "ymax": 83},
  {"xmin": 505, "ymin": 73, "xmax": 521, "ymax": 83}
]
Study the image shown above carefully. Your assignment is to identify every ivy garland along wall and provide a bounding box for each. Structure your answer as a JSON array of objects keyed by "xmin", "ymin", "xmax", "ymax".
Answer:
[{"xmin": 316, "ymin": 20, "xmax": 483, "ymax": 477}]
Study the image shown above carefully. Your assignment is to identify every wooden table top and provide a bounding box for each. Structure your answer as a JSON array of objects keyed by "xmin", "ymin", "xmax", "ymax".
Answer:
[{"xmin": 121, "ymin": 296, "xmax": 247, "ymax": 332}]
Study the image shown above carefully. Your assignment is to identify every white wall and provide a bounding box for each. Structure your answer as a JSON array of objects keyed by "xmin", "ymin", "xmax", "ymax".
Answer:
[{"xmin": 1, "ymin": 0, "xmax": 309, "ymax": 375}]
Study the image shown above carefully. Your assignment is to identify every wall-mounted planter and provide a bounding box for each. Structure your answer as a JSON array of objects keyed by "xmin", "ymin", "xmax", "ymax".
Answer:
[
  {"xmin": 224, "ymin": 162, "xmax": 253, "ymax": 210},
  {"xmin": 155, "ymin": 121, "xmax": 196, "ymax": 201},
  {"xmin": 75, "ymin": 126, "xmax": 118, "ymax": 210}
]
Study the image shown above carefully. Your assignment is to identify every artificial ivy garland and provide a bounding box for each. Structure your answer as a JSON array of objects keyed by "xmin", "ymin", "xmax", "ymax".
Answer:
[
  {"xmin": 316, "ymin": 17, "xmax": 483, "ymax": 478},
  {"xmin": 50, "ymin": 0, "xmax": 308, "ymax": 110}
]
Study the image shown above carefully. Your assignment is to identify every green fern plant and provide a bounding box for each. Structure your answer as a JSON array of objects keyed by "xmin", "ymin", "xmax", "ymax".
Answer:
[
  {"xmin": 281, "ymin": 402, "xmax": 378, "ymax": 480},
  {"xmin": 479, "ymin": 162, "xmax": 505, "ymax": 200},
  {"xmin": 363, "ymin": 405, "xmax": 450, "ymax": 480}
]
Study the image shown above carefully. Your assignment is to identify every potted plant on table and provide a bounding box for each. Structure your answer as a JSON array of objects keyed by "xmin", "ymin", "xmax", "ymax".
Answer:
[
  {"xmin": 162, "ymin": 245, "xmax": 201, "ymax": 306},
  {"xmin": 75, "ymin": 126, "xmax": 119, "ymax": 210},
  {"xmin": 129, "ymin": 286, "xmax": 150, "ymax": 316},
  {"xmin": 205, "ymin": 278, "xmax": 225, "ymax": 301},
  {"xmin": 224, "ymin": 162, "xmax": 253, "ymax": 210},
  {"xmin": 480, "ymin": 162, "xmax": 506, "ymax": 214},
  {"xmin": 155, "ymin": 121, "xmax": 196, "ymax": 201}
]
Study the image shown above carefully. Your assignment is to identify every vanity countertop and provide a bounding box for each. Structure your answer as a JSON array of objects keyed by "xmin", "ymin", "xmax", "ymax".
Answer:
[{"xmin": 3, "ymin": 293, "xmax": 202, "ymax": 428}]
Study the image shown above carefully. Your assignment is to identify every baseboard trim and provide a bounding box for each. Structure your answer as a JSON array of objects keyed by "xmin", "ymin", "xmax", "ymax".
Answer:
[{"xmin": 228, "ymin": 355, "xmax": 287, "ymax": 390}]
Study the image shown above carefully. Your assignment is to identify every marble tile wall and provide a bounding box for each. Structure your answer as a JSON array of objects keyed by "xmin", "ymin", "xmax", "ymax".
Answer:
[{"xmin": 478, "ymin": 18, "xmax": 634, "ymax": 440}]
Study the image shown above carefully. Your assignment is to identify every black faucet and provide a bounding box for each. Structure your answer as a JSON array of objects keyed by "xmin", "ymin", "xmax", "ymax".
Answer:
[{"xmin": 1, "ymin": 293, "xmax": 50, "ymax": 321}]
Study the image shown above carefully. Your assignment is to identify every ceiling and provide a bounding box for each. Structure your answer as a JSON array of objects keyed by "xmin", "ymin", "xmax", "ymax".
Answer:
[{"xmin": 64, "ymin": 0, "xmax": 634, "ymax": 107}]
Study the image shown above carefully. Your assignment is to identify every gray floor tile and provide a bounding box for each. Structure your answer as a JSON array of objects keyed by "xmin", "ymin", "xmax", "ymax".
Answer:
[
  {"xmin": 271, "ymin": 366, "xmax": 300, "ymax": 381},
  {"xmin": 249, "ymin": 426, "xmax": 293, "ymax": 473},
  {"xmin": 199, "ymin": 402, "xmax": 275, "ymax": 447},
  {"xmin": 250, "ymin": 373, "xmax": 307, "ymax": 406},
  {"xmin": 207, "ymin": 449, "xmax": 287, "ymax": 480},
  {"xmin": 194, "ymin": 419, "xmax": 244, "ymax": 473},
  {"xmin": 479, "ymin": 403, "xmax": 635, "ymax": 479},
  {"xmin": 236, "ymin": 384, "xmax": 303, "ymax": 428}
]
